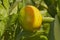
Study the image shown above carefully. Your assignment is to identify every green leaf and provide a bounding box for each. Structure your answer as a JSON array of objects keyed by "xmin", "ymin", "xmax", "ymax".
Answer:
[
  {"xmin": 0, "ymin": 4, "xmax": 8, "ymax": 21},
  {"xmin": 0, "ymin": 4, "xmax": 8, "ymax": 36},
  {"xmin": 40, "ymin": 35, "xmax": 48, "ymax": 40},
  {"xmin": 0, "ymin": 21, "xmax": 6, "ymax": 36},
  {"xmin": 43, "ymin": 17, "xmax": 55, "ymax": 23},
  {"xmin": 9, "ymin": 4, "xmax": 18, "ymax": 25},
  {"xmin": 0, "ymin": 0, "xmax": 2, "ymax": 4},
  {"xmin": 3, "ymin": 0, "xmax": 10, "ymax": 10},
  {"xmin": 10, "ymin": 5, "xmax": 18, "ymax": 15},
  {"xmin": 5, "ymin": 5, "xmax": 18, "ymax": 40},
  {"xmin": 9, "ymin": 0, "xmax": 20, "ymax": 13}
]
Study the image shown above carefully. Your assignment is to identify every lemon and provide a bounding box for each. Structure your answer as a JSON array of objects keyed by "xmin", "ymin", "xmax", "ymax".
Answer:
[{"xmin": 19, "ymin": 5, "xmax": 42, "ymax": 32}]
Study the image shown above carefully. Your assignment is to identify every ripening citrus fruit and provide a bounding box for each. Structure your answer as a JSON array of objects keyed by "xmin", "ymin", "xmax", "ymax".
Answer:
[{"xmin": 19, "ymin": 5, "xmax": 42, "ymax": 32}]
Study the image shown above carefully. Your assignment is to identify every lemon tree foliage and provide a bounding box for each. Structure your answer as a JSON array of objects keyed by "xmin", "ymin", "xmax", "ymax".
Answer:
[
  {"xmin": 0, "ymin": 0, "xmax": 59, "ymax": 40},
  {"xmin": 0, "ymin": 4, "xmax": 8, "ymax": 37}
]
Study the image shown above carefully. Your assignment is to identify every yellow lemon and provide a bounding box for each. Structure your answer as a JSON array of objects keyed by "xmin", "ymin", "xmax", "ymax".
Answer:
[{"xmin": 19, "ymin": 5, "xmax": 42, "ymax": 32}]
